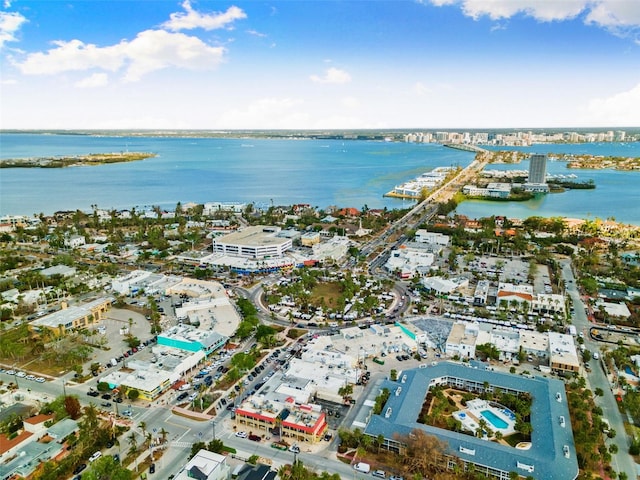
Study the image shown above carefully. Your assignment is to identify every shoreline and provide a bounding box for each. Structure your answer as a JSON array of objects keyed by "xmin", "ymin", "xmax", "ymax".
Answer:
[{"xmin": 0, "ymin": 152, "xmax": 156, "ymax": 168}]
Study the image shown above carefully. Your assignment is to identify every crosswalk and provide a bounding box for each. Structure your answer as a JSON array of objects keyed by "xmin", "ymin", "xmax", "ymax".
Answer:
[{"xmin": 169, "ymin": 441, "xmax": 192, "ymax": 448}]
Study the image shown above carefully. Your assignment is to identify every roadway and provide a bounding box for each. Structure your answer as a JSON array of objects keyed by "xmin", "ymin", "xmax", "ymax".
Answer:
[{"xmin": 559, "ymin": 259, "xmax": 636, "ymax": 479}]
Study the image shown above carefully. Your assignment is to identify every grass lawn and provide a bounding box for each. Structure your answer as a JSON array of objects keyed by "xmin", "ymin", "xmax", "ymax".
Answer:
[{"xmin": 310, "ymin": 282, "xmax": 343, "ymax": 307}]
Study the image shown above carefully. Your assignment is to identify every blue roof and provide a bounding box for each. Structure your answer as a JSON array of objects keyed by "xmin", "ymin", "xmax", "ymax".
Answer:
[{"xmin": 364, "ymin": 362, "xmax": 578, "ymax": 480}]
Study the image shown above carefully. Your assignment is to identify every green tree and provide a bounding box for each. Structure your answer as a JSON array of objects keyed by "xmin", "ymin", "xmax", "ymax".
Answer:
[
  {"xmin": 127, "ymin": 389, "xmax": 140, "ymax": 401},
  {"xmin": 231, "ymin": 352, "xmax": 256, "ymax": 372},
  {"xmin": 83, "ymin": 455, "xmax": 133, "ymax": 480}
]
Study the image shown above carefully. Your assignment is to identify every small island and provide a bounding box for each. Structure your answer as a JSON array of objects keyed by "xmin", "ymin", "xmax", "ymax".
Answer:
[{"xmin": 0, "ymin": 151, "xmax": 156, "ymax": 168}]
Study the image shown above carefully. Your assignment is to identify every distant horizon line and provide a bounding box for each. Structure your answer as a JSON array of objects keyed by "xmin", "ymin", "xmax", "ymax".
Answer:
[{"xmin": 2, "ymin": 127, "xmax": 639, "ymax": 133}]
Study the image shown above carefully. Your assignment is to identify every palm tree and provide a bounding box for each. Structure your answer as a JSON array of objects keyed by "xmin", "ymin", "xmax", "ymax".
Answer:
[
  {"xmin": 159, "ymin": 427, "xmax": 169, "ymax": 445},
  {"xmin": 127, "ymin": 432, "xmax": 138, "ymax": 455},
  {"xmin": 139, "ymin": 421, "xmax": 147, "ymax": 439}
]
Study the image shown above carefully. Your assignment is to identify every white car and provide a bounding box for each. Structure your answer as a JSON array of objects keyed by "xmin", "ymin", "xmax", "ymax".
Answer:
[
  {"xmin": 25, "ymin": 375, "xmax": 36, "ymax": 381},
  {"xmin": 36, "ymin": 377, "xmax": 46, "ymax": 383},
  {"xmin": 16, "ymin": 371, "xmax": 26, "ymax": 378},
  {"xmin": 89, "ymin": 451, "xmax": 102, "ymax": 462},
  {"xmin": 235, "ymin": 431, "xmax": 248, "ymax": 438}
]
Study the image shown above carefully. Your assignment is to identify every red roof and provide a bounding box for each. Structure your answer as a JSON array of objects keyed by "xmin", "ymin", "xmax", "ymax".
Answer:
[
  {"xmin": 497, "ymin": 291, "xmax": 533, "ymax": 302},
  {"xmin": 0, "ymin": 431, "xmax": 33, "ymax": 455},
  {"xmin": 24, "ymin": 414, "xmax": 54, "ymax": 425}
]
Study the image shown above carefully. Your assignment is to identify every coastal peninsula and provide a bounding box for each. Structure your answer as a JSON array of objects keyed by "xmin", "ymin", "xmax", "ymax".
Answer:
[
  {"xmin": 488, "ymin": 150, "xmax": 640, "ymax": 171},
  {"xmin": 0, "ymin": 151, "xmax": 156, "ymax": 168}
]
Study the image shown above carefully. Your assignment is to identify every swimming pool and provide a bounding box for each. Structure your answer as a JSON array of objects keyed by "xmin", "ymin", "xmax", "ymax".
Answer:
[{"xmin": 481, "ymin": 409, "xmax": 508, "ymax": 429}]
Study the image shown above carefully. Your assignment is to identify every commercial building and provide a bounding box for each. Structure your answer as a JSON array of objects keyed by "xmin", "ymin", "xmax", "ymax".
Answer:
[
  {"xmin": 364, "ymin": 363, "xmax": 578, "ymax": 480},
  {"xmin": 158, "ymin": 324, "xmax": 227, "ymax": 355},
  {"xmin": 212, "ymin": 226, "xmax": 292, "ymax": 259},
  {"xmin": 111, "ymin": 269, "xmax": 182, "ymax": 296},
  {"xmin": 234, "ymin": 395, "xmax": 328, "ymax": 444},
  {"xmin": 548, "ymin": 332, "xmax": 581, "ymax": 374},
  {"xmin": 28, "ymin": 297, "xmax": 113, "ymax": 336},
  {"xmin": 173, "ymin": 449, "xmax": 231, "ymax": 480}
]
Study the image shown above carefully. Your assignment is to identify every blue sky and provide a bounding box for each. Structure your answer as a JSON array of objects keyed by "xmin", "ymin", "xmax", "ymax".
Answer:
[{"xmin": 1, "ymin": 0, "xmax": 639, "ymax": 129}]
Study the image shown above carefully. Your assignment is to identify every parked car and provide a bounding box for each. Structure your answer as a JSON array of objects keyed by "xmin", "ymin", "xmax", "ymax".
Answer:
[
  {"xmin": 235, "ymin": 431, "xmax": 248, "ymax": 438},
  {"xmin": 248, "ymin": 434, "xmax": 261, "ymax": 442},
  {"xmin": 88, "ymin": 451, "xmax": 102, "ymax": 463},
  {"xmin": 73, "ymin": 463, "xmax": 87, "ymax": 474}
]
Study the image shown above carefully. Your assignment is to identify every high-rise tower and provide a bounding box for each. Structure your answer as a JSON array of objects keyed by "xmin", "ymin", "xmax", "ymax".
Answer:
[{"xmin": 528, "ymin": 154, "xmax": 547, "ymax": 184}]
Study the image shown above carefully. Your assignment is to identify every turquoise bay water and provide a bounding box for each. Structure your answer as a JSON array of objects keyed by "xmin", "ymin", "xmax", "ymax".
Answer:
[
  {"xmin": 455, "ymin": 143, "xmax": 640, "ymax": 225},
  {"xmin": 0, "ymin": 134, "xmax": 638, "ymax": 225},
  {"xmin": 0, "ymin": 134, "xmax": 473, "ymax": 216}
]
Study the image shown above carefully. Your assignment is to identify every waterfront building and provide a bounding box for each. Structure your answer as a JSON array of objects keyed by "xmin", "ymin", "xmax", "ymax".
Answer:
[
  {"xmin": 363, "ymin": 363, "xmax": 578, "ymax": 480},
  {"xmin": 524, "ymin": 154, "xmax": 549, "ymax": 193},
  {"xmin": 462, "ymin": 183, "xmax": 511, "ymax": 198},
  {"xmin": 528, "ymin": 154, "xmax": 547, "ymax": 184},
  {"xmin": 212, "ymin": 225, "xmax": 292, "ymax": 259}
]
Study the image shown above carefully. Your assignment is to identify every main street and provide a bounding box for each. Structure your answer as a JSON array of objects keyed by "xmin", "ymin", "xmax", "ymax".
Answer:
[{"xmin": 559, "ymin": 259, "xmax": 635, "ymax": 479}]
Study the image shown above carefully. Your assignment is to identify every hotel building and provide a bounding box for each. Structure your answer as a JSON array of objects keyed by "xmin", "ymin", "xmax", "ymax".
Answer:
[{"xmin": 212, "ymin": 226, "xmax": 292, "ymax": 259}]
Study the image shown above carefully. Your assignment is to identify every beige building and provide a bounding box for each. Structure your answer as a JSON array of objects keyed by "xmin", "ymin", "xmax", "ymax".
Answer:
[{"xmin": 28, "ymin": 297, "xmax": 113, "ymax": 336}]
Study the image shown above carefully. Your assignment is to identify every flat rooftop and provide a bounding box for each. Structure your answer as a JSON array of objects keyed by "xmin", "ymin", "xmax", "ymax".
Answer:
[
  {"xmin": 215, "ymin": 225, "xmax": 289, "ymax": 247},
  {"xmin": 364, "ymin": 362, "xmax": 578, "ymax": 480}
]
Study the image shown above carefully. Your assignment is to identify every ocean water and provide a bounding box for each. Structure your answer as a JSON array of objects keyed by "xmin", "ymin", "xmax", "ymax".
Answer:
[
  {"xmin": 0, "ymin": 134, "xmax": 473, "ymax": 216},
  {"xmin": 1, "ymin": 134, "xmax": 638, "ymax": 225}
]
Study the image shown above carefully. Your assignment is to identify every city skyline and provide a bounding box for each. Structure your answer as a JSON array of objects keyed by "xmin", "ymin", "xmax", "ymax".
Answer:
[{"xmin": 1, "ymin": 0, "xmax": 639, "ymax": 130}]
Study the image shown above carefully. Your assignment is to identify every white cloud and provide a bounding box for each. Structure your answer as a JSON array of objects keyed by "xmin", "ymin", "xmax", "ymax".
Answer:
[
  {"xmin": 310, "ymin": 67, "xmax": 352, "ymax": 84},
  {"xmin": 217, "ymin": 97, "xmax": 309, "ymax": 129},
  {"xmin": 341, "ymin": 96, "xmax": 359, "ymax": 108},
  {"xmin": 14, "ymin": 29, "xmax": 226, "ymax": 81},
  {"xmin": 586, "ymin": 1, "xmax": 640, "ymax": 28},
  {"xmin": 585, "ymin": 83, "xmax": 640, "ymax": 126},
  {"xmin": 75, "ymin": 72, "xmax": 108, "ymax": 88},
  {"xmin": 1, "ymin": 77, "xmax": 16, "ymax": 84},
  {"xmin": 427, "ymin": 0, "xmax": 640, "ymax": 28},
  {"xmin": 413, "ymin": 81, "xmax": 432, "ymax": 96},
  {"xmin": 0, "ymin": 10, "xmax": 27, "ymax": 48},
  {"xmin": 162, "ymin": 1, "xmax": 246, "ymax": 31},
  {"xmin": 246, "ymin": 29, "xmax": 267, "ymax": 38}
]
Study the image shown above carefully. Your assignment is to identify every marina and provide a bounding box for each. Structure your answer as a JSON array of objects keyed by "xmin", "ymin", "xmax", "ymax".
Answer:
[{"xmin": 383, "ymin": 166, "xmax": 455, "ymax": 199}]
